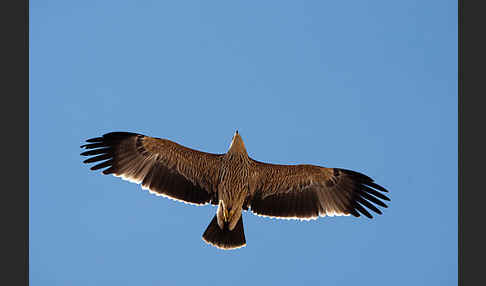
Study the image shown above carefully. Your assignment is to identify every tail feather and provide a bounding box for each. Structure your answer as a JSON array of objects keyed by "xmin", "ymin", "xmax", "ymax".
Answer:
[{"xmin": 202, "ymin": 215, "xmax": 246, "ymax": 250}]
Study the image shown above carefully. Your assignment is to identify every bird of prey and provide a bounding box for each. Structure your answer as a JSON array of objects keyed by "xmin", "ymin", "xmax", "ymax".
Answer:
[{"xmin": 81, "ymin": 131, "xmax": 390, "ymax": 250}]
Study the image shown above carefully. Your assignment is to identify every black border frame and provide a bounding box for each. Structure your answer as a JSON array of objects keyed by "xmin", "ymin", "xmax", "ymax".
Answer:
[
  {"xmin": 3, "ymin": 0, "xmax": 28, "ymax": 285},
  {"xmin": 459, "ymin": 0, "xmax": 484, "ymax": 285}
]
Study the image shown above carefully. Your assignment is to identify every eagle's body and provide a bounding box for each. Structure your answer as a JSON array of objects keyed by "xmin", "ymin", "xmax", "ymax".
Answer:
[
  {"xmin": 81, "ymin": 131, "xmax": 390, "ymax": 250},
  {"xmin": 217, "ymin": 140, "xmax": 250, "ymax": 231}
]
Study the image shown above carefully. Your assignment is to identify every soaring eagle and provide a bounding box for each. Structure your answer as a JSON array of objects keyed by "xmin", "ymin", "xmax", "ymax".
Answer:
[{"xmin": 81, "ymin": 131, "xmax": 390, "ymax": 250}]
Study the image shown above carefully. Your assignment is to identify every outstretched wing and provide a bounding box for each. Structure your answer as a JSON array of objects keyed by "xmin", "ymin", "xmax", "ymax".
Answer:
[
  {"xmin": 81, "ymin": 132, "xmax": 223, "ymax": 206},
  {"xmin": 248, "ymin": 160, "xmax": 390, "ymax": 220}
]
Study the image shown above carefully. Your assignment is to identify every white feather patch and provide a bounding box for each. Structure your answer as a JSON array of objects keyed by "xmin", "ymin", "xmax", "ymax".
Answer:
[
  {"xmin": 201, "ymin": 236, "xmax": 247, "ymax": 250},
  {"xmin": 249, "ymin": 207, "xmax": 350, "ymax": 221}
]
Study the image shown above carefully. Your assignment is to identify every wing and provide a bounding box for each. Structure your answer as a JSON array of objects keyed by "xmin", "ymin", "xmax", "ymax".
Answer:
[
  {"xmin": 81, "ymin": 132, "xmax": 223, "ymax": 206},
  {"xmin": 248, "ymin": 159, "xmax": 390, "ymax": 220}
]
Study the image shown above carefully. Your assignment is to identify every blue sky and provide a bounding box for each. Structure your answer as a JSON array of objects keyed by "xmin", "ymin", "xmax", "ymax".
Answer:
[{"xmin": 30, "ymin": 1, "xmax": 457, "ymax": 285}]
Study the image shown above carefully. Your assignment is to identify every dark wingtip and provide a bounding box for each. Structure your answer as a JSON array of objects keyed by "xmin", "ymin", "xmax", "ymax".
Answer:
[
  {"xmin": 86, "ymin": 137, "xmax": 104, "ymax": 143},
  {"xmin": 362, "ymin": 186, "xmax": 391, "ymax": 202},
  {"xmin": 356, "ymin": 197, "xmax": 382, "ymax": 215},
  {"xmin": 338, "ymin": 168, "xmax": 373, "ymax": 182},
  {"xmin": 339, "ymin": 168, "xmax": 390, "ymax": 193},
  {"xmin": 353, "ymin": 201, "xmax": 373, "ymax": 219},
  {"xmin": 80, "ymin": 148, "xmax": 112, "ymax": 156},
  {"xmin": 367, "ymin": 181, "xmax": 389, "ymax": 193},
  {"xmin": 81, "ymin": 132, "xmax": 139, "ymax": 149},
  {"xmin": 80, "ymin": 142, "xmax": 108, "ymax": 149},
  {"xmin": 348, "ymin": 208, "xmax": 361, "ymax": 217},
  {"xmin": 83, "ymin": 153, "xmax": 112, "ymax": 164},
  {"xmin": 90, "ymin": 159, "xmax": 114, "ymax": 171},
  {"xmin": 81, "ymin": 132, "xmax": 140, "ymax": 174}
]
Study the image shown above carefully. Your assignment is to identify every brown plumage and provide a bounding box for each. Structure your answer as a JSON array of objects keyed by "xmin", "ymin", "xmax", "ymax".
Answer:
[{"xmin": 81, "ymin": 131, "xmax": 390, "ymax": 250}]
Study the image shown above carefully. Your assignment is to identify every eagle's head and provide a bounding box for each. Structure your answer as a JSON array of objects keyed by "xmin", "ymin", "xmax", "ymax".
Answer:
[{"xmin": 228, "ymin": 130, "xmax": 247, "ymax": 154}]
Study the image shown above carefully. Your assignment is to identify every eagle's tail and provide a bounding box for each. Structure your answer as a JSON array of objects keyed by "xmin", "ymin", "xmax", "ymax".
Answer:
[{"xmin": 202, "ymin": 215, "xmax": 246, "ymax": 250}]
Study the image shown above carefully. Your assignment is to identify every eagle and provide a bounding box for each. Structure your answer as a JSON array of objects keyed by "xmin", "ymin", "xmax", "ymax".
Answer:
[{"xmin": 81, "ymin": 131, "xmax": 390, "ymax": 250}]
